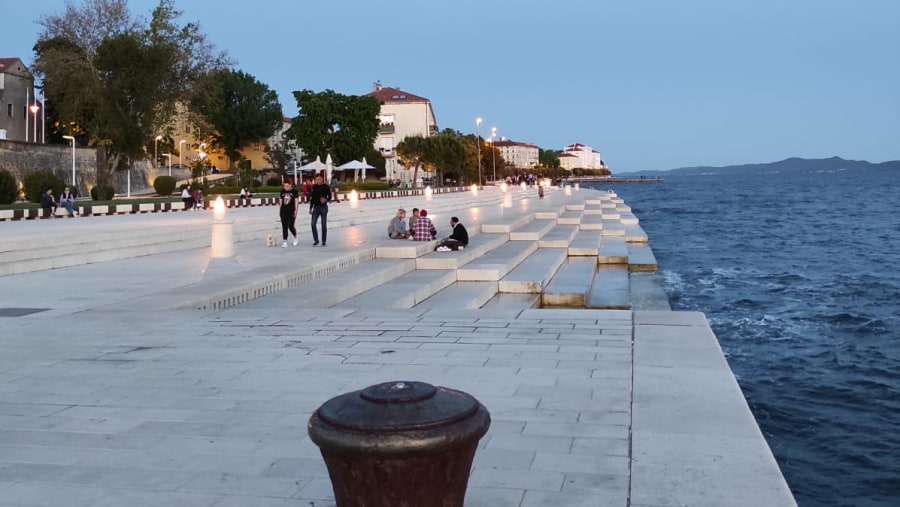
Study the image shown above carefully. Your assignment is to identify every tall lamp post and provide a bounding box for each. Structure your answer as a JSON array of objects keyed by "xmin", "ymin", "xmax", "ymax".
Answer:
[
  {"xmin": 179, "ymin": 139, "xmax": 186, "ymax": 167},
  {"xmin": 30, "ymin": 104, "xmax": 39, "ymax": 144},
  {"xmin": 62, "ymin": 135, "xmax": 76, "ymax": 188},
  {"xmin": 475, "ymin": 117, "xmax": 482, "ymax": 187},
  {"xmin": 41, "ymin": 91, "xmax": 46, "ymax": 144},
  {"xmin": 163, "ymin": 154, "xmax": 172, "ymax": 176},
  {"xmin": 154, "ymin": 135, "xmax": 162, "ymax": 168},
  {"xmin": 490, "ymin": 127, "xmax": 497, "ymax": 183}
]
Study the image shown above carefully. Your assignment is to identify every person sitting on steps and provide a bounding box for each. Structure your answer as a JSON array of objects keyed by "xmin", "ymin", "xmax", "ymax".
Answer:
[
  {"xmin": 412, "ymin": 209, "xmax": 437, "ymax": 242},
  {"xmin": 59, "ymin": 187, "xmax": 78, "ymax": 217},
  {"xmin": 388, "ymin": 208, "xmax": 410, "ymax": 239},
  {"xmin": 436, "ymin": 217, "xmax": 468, "ymax": 251},
  {"xmin": 40, "ymin": 187, "xmax": 57, "ymax": 218}
]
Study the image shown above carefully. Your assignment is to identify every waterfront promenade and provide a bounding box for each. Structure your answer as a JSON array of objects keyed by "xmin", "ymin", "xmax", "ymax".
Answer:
[{"xmin": 0, "ymin": 187, "xmax": 796, "ymax": 506}]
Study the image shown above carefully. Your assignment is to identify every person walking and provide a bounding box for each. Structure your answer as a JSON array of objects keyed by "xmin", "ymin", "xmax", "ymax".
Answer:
[
  {"xmin": 59, "ymin": 187, "xmax": 78, "ymax": 217},
  {"xmin": 40, "ymin": 187, "xmax": 57, "ymax": 218},
  {"xmin": 538, "ymin": 184, "xmax": 544, "ymax": 200},
  {"xmin": 330, "ymin": 175, "xmax": 340, "ymax": 203},
  {"xmin": 309, "ymin": 174, "xmax": 331, "ymax": 246},
  {"xmin": 279, "ymin": 181, "xmax": 300, "ymax": 247}
]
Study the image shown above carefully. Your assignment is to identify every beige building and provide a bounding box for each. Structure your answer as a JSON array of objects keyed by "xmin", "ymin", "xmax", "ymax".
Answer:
[
  {"xmin": 493, "ymin": 140, "xmax": 539, "ymax": 170},
  {"xmin": 365, "ymin": 82, "xmax": 438, "ymax": 183},
  {"xmin": 562, "ymin": 142, "xmax": 606, "ymax": 170},
  {"xmin": 0, "ymin": 58, "xmax": 43, "ymax": 143},
  {"xmin": 558, "ymin": 152, "xmax": 580, "ymax": 171}
]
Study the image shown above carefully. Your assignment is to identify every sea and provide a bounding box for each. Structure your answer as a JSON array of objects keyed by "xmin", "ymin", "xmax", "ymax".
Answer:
[{"xmin": 588, "ymin": 167, "xmax": 900, "ymax": 507}]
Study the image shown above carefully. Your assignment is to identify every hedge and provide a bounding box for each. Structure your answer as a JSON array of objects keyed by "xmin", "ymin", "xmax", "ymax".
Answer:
[{"xmin": 0, "ymin": 170, "xmax": 17, "ymax": 204}]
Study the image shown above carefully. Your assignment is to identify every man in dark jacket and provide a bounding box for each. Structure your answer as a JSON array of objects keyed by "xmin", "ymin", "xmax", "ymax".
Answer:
[
  {"xmin": 436, "ymin": 216, "xmax": 469, "ymax": 251},
  {"xmin": 309, "ymin": 174, "xmax": 331, "ymax": 246}
]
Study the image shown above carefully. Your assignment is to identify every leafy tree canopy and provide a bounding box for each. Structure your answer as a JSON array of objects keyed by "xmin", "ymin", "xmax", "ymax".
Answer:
[
  {"xmin": 33, "ymin": 0, "xmax": 228, "ymax": 185},
  {"xmin": 190, "ymin": 69, "xmax": 283, "ymax": 169},
  {"xmin": 286, "ymin": 89, "xmax": 381, "ymax": 165}
]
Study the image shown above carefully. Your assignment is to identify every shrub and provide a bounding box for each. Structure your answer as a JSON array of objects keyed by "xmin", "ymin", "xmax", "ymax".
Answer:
[
  {"xmin": 23, "ymin": 170, "xmax": 66, "ymax": 203},
  {"xmin": 250, "ymin": 179, "xmax": 262, "ymax": 188},
  {"xmin": 338, "ymin": 182, "xmax": 390, "ymax": 191},
  {"xmin": 265, "ymin": 176, "xmax": 282, "ymax": 187},
  {"xmin": 91, "ymin": 185, "xmax": 116, "ymax": 201},
  {"xmin": 0, "ymin": 170, "xmax": 17, "ymax": 204},
  {"xmin": 153, "ymin": 175, "xmax": 177, "ymax": 196}
]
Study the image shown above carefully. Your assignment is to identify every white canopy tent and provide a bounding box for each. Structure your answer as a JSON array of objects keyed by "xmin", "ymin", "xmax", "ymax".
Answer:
[
  {"xmin": 337, "ymin": 158, "xmax": 376, "ymax": 182},
  {"xmin": 297, "ymin": 156, "xmax": 328, "ymax": 182}
]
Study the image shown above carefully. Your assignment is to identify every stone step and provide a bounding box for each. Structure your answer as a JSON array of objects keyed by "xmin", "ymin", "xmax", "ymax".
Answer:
[
  {"xmin": 499, "ymin": 248, "xmax": 567, "ymax": 293},
  {"xmin": 292, "ymin": 259, "xmax": 416, "ymax": 308},
  {"xmin": 416, "ymin": 233, "xmax": 508, "ymax": 270},
  {"xmin": 557, "ymin": 210, "xmax": 582, "ymax": 225},
  {"xmin": 629, "ymin": 272, "xmax": 671, "ymax": 311},
  {"xmin": 541, "ymin": 257, "xmax": 596, "ymax": 307},
  {"xmin": 375, "ymin": 240, "xmax": 439, "ymax": 259},
  {"xmin": 628, "ymin": 243, "xmax": 658, "ymax": 271},
  {"xmin": 481, "ymin": 213, "xmax": 534, "ymax": 234},
  {"xmin": 601, "ymin": 219, "xmax": 626, "ymax": 236},
  {"xmin": 568, "ymin": 230, "xmax": 601, "ymax": 256},
  {"xmin": 579, "ymin": 214, "xmax": 604, "ymax": 230},
  {"xmin": 586, "ymin": 265, "xmax": 631, "ymax": 309},
  {"xmin": 480, "ymin": 293, "xmax": 540, "ymax": 311},
  {"xmin": 620, "ymin": 213, "xmax": 639, "ymax": 225},
  {"xmin": 510, "ymin": 219, "xmax": 556, "ymax": 240},
  {"xmin": 334, "ymin": 269, "xmax": 457, "ymax": 309},
  {"xmin": 565, "ymin": 204, "xmax": 585, "ymax": 211},
  {"xmin": 457, "ymin": 240, "xmax": 538, "ymax": 281},
  {"xmin": 624, "ymin": 224, "xmax": 649, "ymax": 243},
  {"xmin": 539, "ymin": 224, "xmax": 579, "ymax": 248},
  {"xmin": 598, "ymin": 236, "xmax": 629, "ymax": 264},
  {"xmin": 414, "ymin": 281, "xmax": 498, "ymax": 310},
  {"xmin": 582, "ymin": 205, "xmax": 604, "ymax": 215},
  {"xmin": 601, "ymin": 211, "xmax": 621, "ymax": 220}
]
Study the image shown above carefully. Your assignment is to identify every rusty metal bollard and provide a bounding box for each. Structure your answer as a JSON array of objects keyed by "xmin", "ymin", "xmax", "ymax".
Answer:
[{"xmin": 308, "ymin": 380, "xmax": 491, "ymax": 507}]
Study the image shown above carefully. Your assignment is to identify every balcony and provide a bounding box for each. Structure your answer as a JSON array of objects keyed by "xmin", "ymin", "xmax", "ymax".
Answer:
[{"xmin": 379, "ymin": 122, "xmax": 395, "ymax": 134}]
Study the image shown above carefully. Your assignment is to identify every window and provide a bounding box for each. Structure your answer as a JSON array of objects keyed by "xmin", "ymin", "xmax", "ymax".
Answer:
[
  {"xmin": 184, "ymin": 124, "xmax": 191, "ymax": 134},
  {"xmin": 6, "ymin": 104, "xmax": 11, "ymax": 118}
]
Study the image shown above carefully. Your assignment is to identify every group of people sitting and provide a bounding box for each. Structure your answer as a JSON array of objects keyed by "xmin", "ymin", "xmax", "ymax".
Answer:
[
  {"xmin": 388, "ymin": 207, "xmax": 469, "ymax": 251},
  {"xmin": 180, "ymin": 185, "xmax": 204, "ymax": 210},
  {"xmin": 40, "ymin": 186, "xmax": 78, "ymax": 218}
]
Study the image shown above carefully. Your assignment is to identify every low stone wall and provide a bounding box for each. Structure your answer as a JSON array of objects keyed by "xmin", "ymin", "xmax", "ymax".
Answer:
[{"xmin": 0, "ymin": 139, "xmax": 159, "ymax": 197}]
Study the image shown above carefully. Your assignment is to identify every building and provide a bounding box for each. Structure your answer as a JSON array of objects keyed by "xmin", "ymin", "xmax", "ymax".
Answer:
[
  {"xmin": 165, "ymin": 103, "xmax": 296, "ymax": 172},
  {"xmin": 561, "ymin": 142, "xmax": 606, "ymax": 170},
  {"xmin": 558, "ymin": 152, "xmax": 580, "ymax": 171},
  {"xmin": 492, "ymin": 139, "xmax": 539, "ymax": 171},
  {"xmin": 365, "ymin": 82, "xmax": 438, "ymax": 183},
  {"xmin": 0, "ymin": 57, "xmax": 43, "ymax": 143}
]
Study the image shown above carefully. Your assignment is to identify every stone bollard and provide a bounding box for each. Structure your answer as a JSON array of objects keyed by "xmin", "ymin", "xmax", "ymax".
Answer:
[
  {"xmin": 308, "ymin": 380, "xmax": 491, "ymax": 507},
  {"xmin": 210, "ymin": 196, "xmax": 234, "ymax": 258}
]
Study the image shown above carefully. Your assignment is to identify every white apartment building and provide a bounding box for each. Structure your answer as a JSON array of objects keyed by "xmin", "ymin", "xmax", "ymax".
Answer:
[
  {"xmin": 365, "ymin": 82, "xmax": 437, "ymax": 182},
  {"xmin": 561, "ymin": 142, "xmax": 606, "ymax": 169},
  {"xmin": 558, "ymin": 152, "xmax": 580, "ymax": 171},
  {"xmin": 493, "ymin": 140, "xmax": 539, "ymax": 170}
]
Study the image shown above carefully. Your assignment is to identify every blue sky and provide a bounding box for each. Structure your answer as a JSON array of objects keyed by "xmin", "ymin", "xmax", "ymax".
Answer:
[{"xmin": 5, "ymin": 0, "xmax": 899, "ymax": 172}]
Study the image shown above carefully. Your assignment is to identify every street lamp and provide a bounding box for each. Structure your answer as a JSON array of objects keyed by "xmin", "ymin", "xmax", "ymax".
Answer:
[
  {"xmin": 163, "ymin": 154, "xmax": 172, "ymax": 176},
  {"xmin": 179, "ymin": 139, "xmax": 186, "ymax": 167},
  {"xmin": 154, "ymin": 135, "xmax": 162, "ymax": 168},
  {"xmin": 62, "ymin": 135, "xmax": 75, "ymax": 188},
  {"xmin": 475, "ymin": 117, "xmax": 482, "ymax": 187},
  {"xmin": 41, "ymin": 91, "xmax": 46, "ymax": 144},
  {"xmin": 490, "ymin": 127, "xmax": 497, "ymax": 183},
  {"xmin": 30, "ymin": 103, "xmax": 39, "ymax": 144}
]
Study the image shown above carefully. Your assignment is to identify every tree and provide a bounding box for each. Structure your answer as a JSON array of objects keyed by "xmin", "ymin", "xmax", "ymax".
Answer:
[
  {"xmin": 32, "ymin": 0, "xmax": 228, "ymax": 187},
  {"xmin": 539, "ymin": 148, "xmax": 560, "ymax": 169},
  {"xmin": 190, "ymin": 69, "xmax": 283, "ymax": 169},
  {"xmin": 286, "ymin": 89, "xmax": 381, "ymax": 165},
  {"xmin": 395, "ymin": 136, "xmax": 430, "ymax": 188},
  {"xmin": 427, "ymin": 132, "xmax": 467, "ymax": 185}
]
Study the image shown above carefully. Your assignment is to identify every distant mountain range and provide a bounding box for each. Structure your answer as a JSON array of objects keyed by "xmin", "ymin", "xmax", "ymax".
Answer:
[{"xmin": 618, "ymin": 157, "xmax": 900, "ymax": 177}]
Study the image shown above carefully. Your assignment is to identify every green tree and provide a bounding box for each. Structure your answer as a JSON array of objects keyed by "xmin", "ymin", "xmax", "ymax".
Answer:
[
  {"xmin": 395, "ymin": 135, "xmax": 430, "ymax": 188},
  {"xmin": 427, "ymin": 132, "xmax": 467, "ymax": 185},
  {"xmin": 33, "ymin": 0, "xmax": 227, "ymax": 187},
  {"xmin": 190, "ymin": 69, "xmax": 283, "ymax": 170},
  {"xmin": 286, "ymin": 89, "xmax": 381, "ymax": 165},
  {"xmin": 539, "ymin": 148, "xmax": 560, "ymax": 169}
]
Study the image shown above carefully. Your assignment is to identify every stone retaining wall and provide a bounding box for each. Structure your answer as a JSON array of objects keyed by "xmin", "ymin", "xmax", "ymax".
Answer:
[{"xmin": 0, "ymin": 139, "xmax": 159, "ymax": 197}]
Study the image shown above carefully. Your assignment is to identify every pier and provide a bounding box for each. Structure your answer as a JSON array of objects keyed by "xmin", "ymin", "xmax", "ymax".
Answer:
[{"xmin": 0, "ymin": 186, "xmax": 795, "ymax": 506}]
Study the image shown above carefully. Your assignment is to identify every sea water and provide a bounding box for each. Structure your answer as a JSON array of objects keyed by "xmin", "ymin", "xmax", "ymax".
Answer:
[{"xmin": 588, "ymin": 168, "xmax": 900, "ymax": 506}]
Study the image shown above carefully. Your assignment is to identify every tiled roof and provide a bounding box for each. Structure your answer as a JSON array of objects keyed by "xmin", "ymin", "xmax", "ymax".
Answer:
[
  {"xmin": 494, "ymin": 140, "xmax": 539, "ymax": 148},
  {"xmin": 365, "ymin": 86, "xmax": 430, "ymax": 103},
  {"xmin": 0, "ymin": 58, "xmax": 27, "ymax": 73},
  {"xmin": 558, "ymin": 152, "xmax": 578, "ymax": 158}
]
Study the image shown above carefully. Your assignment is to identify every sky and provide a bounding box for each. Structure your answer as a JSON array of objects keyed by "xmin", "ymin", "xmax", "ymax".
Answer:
[{"xmin": 4, "ymin": 0, "xmax": 899, "ymax": 172}]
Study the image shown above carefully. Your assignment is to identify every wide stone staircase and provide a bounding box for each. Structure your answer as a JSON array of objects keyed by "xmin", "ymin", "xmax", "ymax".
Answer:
[{"xmin": 242, "ymin": 191, "xmax": 670, "ymax": 312}]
